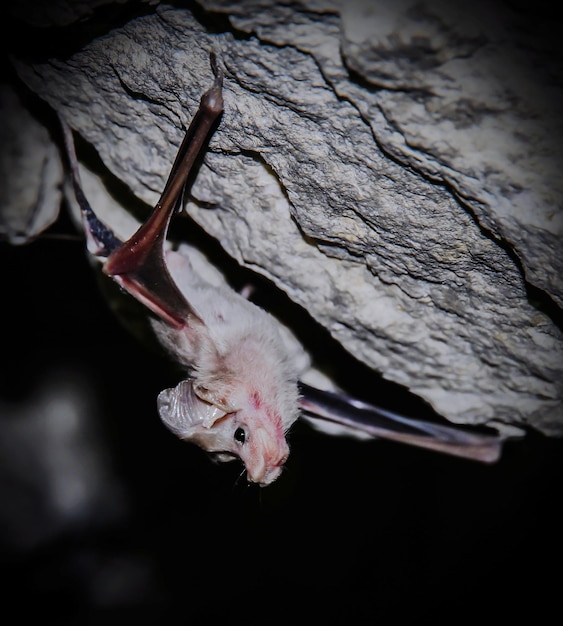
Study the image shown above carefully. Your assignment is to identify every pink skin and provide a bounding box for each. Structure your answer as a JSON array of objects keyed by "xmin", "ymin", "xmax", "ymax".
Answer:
[{"xmin": 234, "ymin": 390, "xmax": 289, "ymax": 486}]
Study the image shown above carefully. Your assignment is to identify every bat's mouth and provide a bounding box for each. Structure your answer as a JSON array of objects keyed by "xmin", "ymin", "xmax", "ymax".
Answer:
[
  {"xmin": 208, "ymin": 451, "xmax": 239, "ymax": 464},
  {"xmin": 246, "ymin": 458, "xmax": 286, "ymax": 486},
  {"xmin": 207, "ymin": 452, "xmax": 283, "ymax": 486}
]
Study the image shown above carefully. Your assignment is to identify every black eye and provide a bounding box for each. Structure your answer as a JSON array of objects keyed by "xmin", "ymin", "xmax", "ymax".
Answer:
[{"xmin": 234, "ymin": 427, "xmax": 246, "ymax": 444}]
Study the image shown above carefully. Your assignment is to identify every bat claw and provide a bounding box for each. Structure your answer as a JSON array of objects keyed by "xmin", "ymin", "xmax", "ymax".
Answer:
[{"xmin": 202, "ymin": 53, "xmax": 224, "ymax": 116}]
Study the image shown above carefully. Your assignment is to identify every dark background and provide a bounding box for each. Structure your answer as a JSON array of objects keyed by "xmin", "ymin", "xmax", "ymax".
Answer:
[
  {"xmin": 2, "ymin": 206, "xmax": 562, "ymax": 624},
  {"xmin": 1, "ymin": 1, "xmax": 563, "ymax": 623}
]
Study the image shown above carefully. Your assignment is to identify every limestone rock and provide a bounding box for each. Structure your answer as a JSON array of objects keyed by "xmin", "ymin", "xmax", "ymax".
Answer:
[
  {"xmin": 10, "ymin": 0, "xmax": 563, "ymax": 435},
  {"xmin": 0, "ymin": 83, "xmax": 63, "ymax": 244}
]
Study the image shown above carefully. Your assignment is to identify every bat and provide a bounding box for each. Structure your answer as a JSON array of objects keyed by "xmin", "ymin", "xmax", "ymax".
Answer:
[{"xmin": 59, "ymin": 52, "xmax": 506, "ymax": 486}]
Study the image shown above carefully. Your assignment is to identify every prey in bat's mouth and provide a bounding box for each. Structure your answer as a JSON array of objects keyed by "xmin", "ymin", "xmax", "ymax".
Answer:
[{"xmin": 60, "ymin": 52, "xmax": 508, "ymax": 486}]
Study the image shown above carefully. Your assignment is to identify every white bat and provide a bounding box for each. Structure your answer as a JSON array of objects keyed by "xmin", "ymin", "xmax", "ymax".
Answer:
[{"xmin": 60, "ymin": 53, "xmax": 506, "ymax": 486}]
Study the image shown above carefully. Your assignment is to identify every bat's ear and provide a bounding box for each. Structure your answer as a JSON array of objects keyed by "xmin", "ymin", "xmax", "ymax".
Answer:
[
  {"xmin": 192, "ymin": 379, "xmax": 239, "ymax": 415},
  {"xmin": 157, "ymin": 380, "xmax": 228, "ymax": 435}
]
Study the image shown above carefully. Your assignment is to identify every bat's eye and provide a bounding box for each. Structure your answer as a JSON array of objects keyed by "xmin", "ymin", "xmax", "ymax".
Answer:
[{"xmin": 234, "ymin": 427, "xmax": 247, "ymax": 444}]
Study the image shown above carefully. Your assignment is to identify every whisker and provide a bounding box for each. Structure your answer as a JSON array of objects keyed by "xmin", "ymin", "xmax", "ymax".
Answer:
[{"xmin": 231, "ymin": 465, "xmax": 247, "ymax": 492}]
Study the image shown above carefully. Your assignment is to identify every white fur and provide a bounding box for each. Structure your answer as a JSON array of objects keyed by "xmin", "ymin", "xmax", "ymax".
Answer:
[{"xmin": 152, "ymin": 248, "xmax": 304, "ymax": 485}]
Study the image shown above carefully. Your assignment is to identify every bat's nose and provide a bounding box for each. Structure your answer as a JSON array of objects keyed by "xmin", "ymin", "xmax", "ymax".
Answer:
[
  {"xmin": 246, "ymin": 426, "xmax": 289, "ymax": 485},
  {"xmin": 248, "ymin": 451, "xmax": 288, "ymax": 486},
  {"xmin": 252, "ymin": 464, "xmax": 283, "ymax": 487}
]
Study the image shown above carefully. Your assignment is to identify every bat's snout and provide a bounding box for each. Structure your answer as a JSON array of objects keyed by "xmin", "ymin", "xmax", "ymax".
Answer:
[
  {"xmin": 245, "ymin": 431, "xmax": 289, "ymax": 486},
  {"xmin": 248, "ymin": 460, "xmax": 286, "ymax": 487}
]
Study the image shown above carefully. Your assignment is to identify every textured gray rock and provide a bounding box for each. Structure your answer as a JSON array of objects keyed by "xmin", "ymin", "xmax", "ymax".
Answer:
[
  {"xmin": 0, "ymin": 83, "xmax": 63, "ymax": 243},
  {"xmin": 340, "ymin": 0, "xmax": 563, "ymax": 307},
  {"xmin": 11, "ymin": 0, "xmax": 563, "ymax": 435},
  {"xmin": 5, "ymin": 0, "xmax": 130, "ymax": 27}
]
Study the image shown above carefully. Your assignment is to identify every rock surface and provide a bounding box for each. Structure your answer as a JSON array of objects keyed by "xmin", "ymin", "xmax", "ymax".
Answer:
[
  {"xmin": 0, "ymin": 83, "xmax": 63, "ymax": 243},
  {"xmin": 8, "ymin": 0, "xmax": 563, "ymax": 435}
]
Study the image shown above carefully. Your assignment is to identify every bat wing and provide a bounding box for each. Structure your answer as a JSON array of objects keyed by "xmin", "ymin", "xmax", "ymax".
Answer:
[
  {"xmin": 61, "ymin": 53, "xmax": 510, "ymax": 469},
  {"xmin": 298, "ymin": 382, "xmax": 507, "ymax": 463},
  {"xmin": 60, "ymin": 54, "xmax": 224, "ymax": 330}
]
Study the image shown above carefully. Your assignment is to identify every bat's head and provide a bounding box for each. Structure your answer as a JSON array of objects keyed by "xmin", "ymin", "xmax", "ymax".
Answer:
[{"xmin": 157, "ymin": 378, "xmax": 298, "ymax": 486}]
